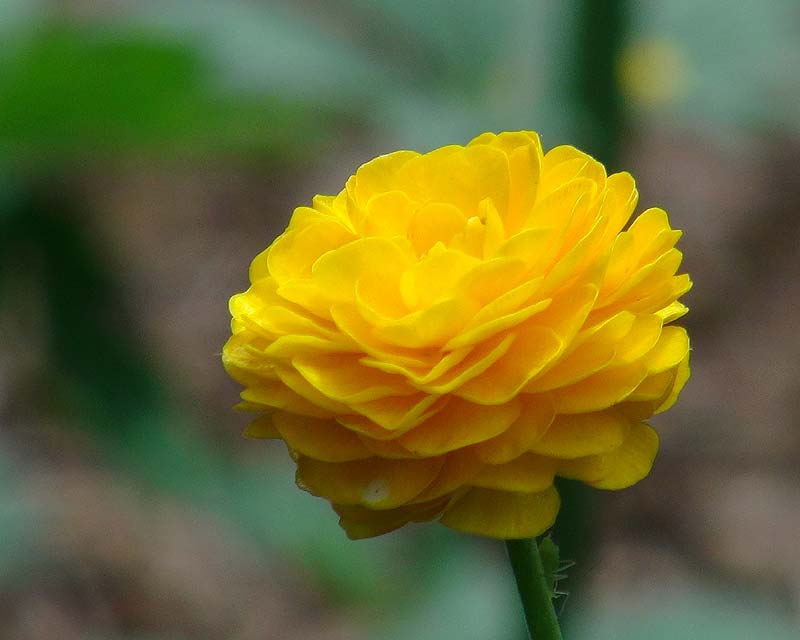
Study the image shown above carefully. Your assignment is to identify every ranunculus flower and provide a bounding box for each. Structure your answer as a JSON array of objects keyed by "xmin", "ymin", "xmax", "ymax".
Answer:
[{"xmin": 223, "ymin": 131, "xmax": 691, "ymax": 539}]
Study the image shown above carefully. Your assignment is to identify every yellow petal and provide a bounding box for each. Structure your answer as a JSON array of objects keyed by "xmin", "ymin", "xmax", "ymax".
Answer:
[
  {"xmin": 264, "ymin": 334, "xmax": 357, "ymax": 359},
  {"xmin": 629, "ymin": 208, "xmax": 683, "ymax": 264},
  {"xmin": 627, "ymin": 273, "xmax": 692, "ymax": 316},
  {"xmin": 354, "ymin": 267, "xmax": 409, "ymax": 318},
  {"xmin": 349, "ymin": 150, "xmax": 420, "ymax": 206},
  {"xmin": 531, "ymin": 283, "xmax": 598, "ymax": 347},
  {"xmin": 356, "ymin": 434, "xmax": 415, "ymax": 458},
  {"xmin": 248, "ymin": 246, "xmax": 271, "ymax": 283},
  {"xmin": 529, "ymin": 312, "xmax": 635, "ymax": 391},
  {"xmin": 472, "ymin": 394, "xmax": 555, "ymax": 464},
  {"xmin": 541, "ymin": 144, "xmax": 596, "ymax": 173},
  {"xmin": 371, "ymin": 297, "xmax": 477, "ymax": 349},
  {"xmin": 530, "ymin": 410, "xmax": 630, "ymax": 459},
  {"xmin": 275, "ymin": 279, "xmax": 337, "ymax": 320},
  {"xmin": 334, "ymin": 497, "xmax": 448, "ymax": 539},
  {"xmin": 540, "ymin": 154, "xmax": 606, "ymax": 201},
  {"xmin": 470, "ymin": 454, "xmax": 557, "ymax": 493},
  {"xmin": 418, "ymin": 332, "xmax": 516, "ymax": 394},
  {"xmin": 524, "ymin": 177, "xmax": 596, "ymax": 241},
  {"xmin": 481, "ymin": 197, "xmax": 506, "ymax": 257},
  {"xmin": 644, "ymin": 326, "xmax": 690, "ymax": 374},
  {"xmin": 222, "ymin": 331, "xmax": 274, "ymax": 379},
  {"xmin": 487, "ymin": 132, "xmax": 543, "ymax": 233},
  {"xmin": 468, "ymin": 130, "xmax": 542, "ymax": 156},
  {"xmin": 445, "ymin": 298, "xmax": 552, "ymax": 352},
  {"xmin": 599, "ymin": 247, "xmax": 683, "ymax": 311},
  {"xmin": 456, "ymin": 256, "xmax": 528, "ymax": 307},
  {"xmin": 311, "ymin": 193, "xmax": 348, "ymax": 223},
  {"xmin": 359, "ymin": 345, "xmax": 473, "ymax": 386},
  {"xmin": 391, "ymin": 145, "xmax": 462, "ymax": 203},
  {"xmin": 400, "ymin": 245, "xmax": 480, "ymax": 309},
  {"xmin": 273, "ymin": 411, "xmax": 373, "ymax": 462},
  {"xmin": 418, "ymin": 145, "xmax": 511, "ymax": 220},
  {"xmin": 243, "ymin": 415, "xmax": 280, "ymax": 439},
  {"xmin": 360, "ymin": 347, "xmax": 473, "ymax": 389},
  {"xmin": 310, "ymin": 237, "xmax": 413, "ymax": 306},
  {"xmin": 448, "ymin": 275, "xmax": 547, "ymax": 347},
  {"xmin": 411, "ymin": 448, "xmax": 485, "ymax": 502},
  {"xmin": 447, "ymin": 213, "xmax": 486, "ymax": 256},
  {"xmin": 557, "ymin": 421, "xmax": 658, "ymax": 489},
  {"xmin": 625, "ymin": 368, "xmax": 677, "ymax": 403},
  {"xmin": 440, "ymin": 485, "xmax": 560, "ymax": 539},
  {"xmin": 330, "ymin": 303, "xmax": 434, "ymax": 369},
  {"xmin": 363, "ymin": 190, "xmax": 417, "ymax": 238},
  {"xmin": 655, "ymin": 350, "xmax": 690, "ymax": 413},
  {"xmin": 408, "ymin": 202, "xmax": 468, "ymax": 255},
  {"xmin": 239, "ymin": 380, "xmax": 334, "ymax": 418},
  {"xmin": 397, "ymin": 397, "xmax": 522, "ymax": 455},
  {"xmin": 541, "ymin": 151, "xmax": 592, "ymax": 190},
  {"xmin": 612, "ymin": 314, "xmax": 663, "ymax": 363},
  {"xmin": 539, "ymin": 213, "xmax": 609, "ymax": 296},
  {"xmin": 600, "ymin": 207, "xmax": 681, "ymax": 299},
  {"xmin": 656, "ymin": 301, "xmax": 689, "ymax": 324},
  {"xmin": 343, "ymin": 393, "xmax": 446, "ymax": 433},
  {"xmin": 234, "ymin": 282, "xmax": 344, "ymax": 342},
  {"xmin": 267, "ymin": 218, "xmax": 354, "ymax": 283},
  {"xmin": 456, "ymin": 325, "xmax": 563, "ymax": 404},
  {"xmin": 496, "ymin": 227, "xmax": 558, "ymax": 270},
  {"xmin": 551, "ymin": 361, "xmax": 648, "ymax": 413},
  {"xmin": 275, "ymin": 367, "xmax": 352, "ymax": 415},
  {"xmin": 292, "ymin": 353, "xmax": 415, "ymax": 404},
  {"xmin": 597, "ymin": 171, "xmax": 638, "ymax": 243},
  {"xmin": 295, "ymin": 455, "xmax": 443, "ymax": 509}
]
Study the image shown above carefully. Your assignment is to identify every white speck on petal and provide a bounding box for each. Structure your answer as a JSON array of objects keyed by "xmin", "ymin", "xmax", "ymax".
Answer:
[{"xmin": 363, "ymin": 478, "xmax": 389, "ymax": 506}]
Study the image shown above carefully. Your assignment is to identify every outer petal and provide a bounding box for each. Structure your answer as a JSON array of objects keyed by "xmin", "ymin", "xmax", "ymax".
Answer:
[
  {"xmin": 469, "ymin": 454, "xmax": 557, "ymax": 493},
  {"xmin": 272, "ymin": 411, "xmax": 373, "ymax": 462},
  {"xmin": 334, "ymin": 497, "xmax": 448, "ymax": 539},
  {"xmin": 412, "ymin": 448, "xmax": 486, "ymax": 503},
  {"xmin": 243, "ymin": 415, "xmax": 280, "ymax": 438},
  {"xmin": 557, "ymin": 421, "xmax": 659, "ymax": 489},
  {"xmin": 551, "ymin": 361, "xmax": 649, "ymax": 414},
  {"xmin": 292, "ymin": 353, "xmax": 415, "ymax": 404},
  {"xmin": 472, "ymin": 394, "xmax": 555, "ymax": 464},
  {"xmin": 655, "ymin": 350, "xmax": 691, "ymax": 413},
  {"xmin": 455, "ymin": 325, "xmax": 563, "ymax": 404},
  {"xmin": 440, "ymin": 485, "xmax": 560, "ymax": 539},
  {"xmin": 349, "ymin": 150, "xmax": 421, "ymax": 207},
  {"xmin": 267, "ymin": 217, "xmax": 355, "ymax": 284},
  {"xmin": 295, "ymin": 456, "xmax": 443, "ymax": 509},
  {"xmin": 397, "ymin": 397, "xmax": 522, "ymax": 455},
  {"xmin": 530, "ymin": 410, "xmax": 631, "ymax": 459}
]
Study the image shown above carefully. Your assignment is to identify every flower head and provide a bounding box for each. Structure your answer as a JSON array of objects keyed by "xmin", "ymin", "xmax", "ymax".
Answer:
[{"xmin": 223, "ymin": 131, "xmax": 691, "ymax": 539}]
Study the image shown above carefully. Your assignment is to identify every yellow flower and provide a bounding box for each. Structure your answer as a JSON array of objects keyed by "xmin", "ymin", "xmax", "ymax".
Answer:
[{"xmin": 223, "ymin": 131, "xmax": 691, "ymax": 539}]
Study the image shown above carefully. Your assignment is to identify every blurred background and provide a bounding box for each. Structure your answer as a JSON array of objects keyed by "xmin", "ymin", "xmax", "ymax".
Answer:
[{"xmin": 2, "ymin": 1, "xmax": 799, "ymax": 638}]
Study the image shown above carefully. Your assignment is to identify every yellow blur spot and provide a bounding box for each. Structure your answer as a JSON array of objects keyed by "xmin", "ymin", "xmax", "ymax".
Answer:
[{"xmin": 618, "ymin": 38, "xmax": 690, "ymax": 107}]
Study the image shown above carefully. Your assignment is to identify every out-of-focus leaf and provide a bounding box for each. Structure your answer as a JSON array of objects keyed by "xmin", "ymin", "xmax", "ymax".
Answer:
[
  {"xmin": 124, "ymin": 0, "xmax": 576, "ymax": 149},
  {"xmin": 0, "ymin": 26, "xmax": 335, "ymax": 160},
  {"xmin": 130, "ymin": 0, "xmax": 396, "ymax": 108}
]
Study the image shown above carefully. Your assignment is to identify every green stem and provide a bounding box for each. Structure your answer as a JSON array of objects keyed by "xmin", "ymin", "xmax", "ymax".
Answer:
[{"xmin": 505, "ymin": 538, "xmax": 563, "ymax": 640}]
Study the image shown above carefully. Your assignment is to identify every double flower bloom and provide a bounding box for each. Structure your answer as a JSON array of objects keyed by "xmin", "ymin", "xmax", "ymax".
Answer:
[{"xmin": 223, "ymin": 131, "xmax": 691, "ymax": 539}]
